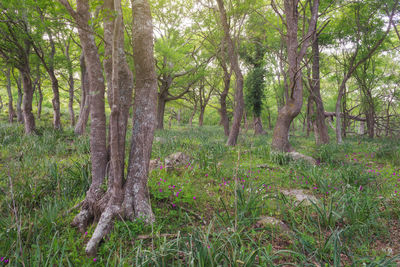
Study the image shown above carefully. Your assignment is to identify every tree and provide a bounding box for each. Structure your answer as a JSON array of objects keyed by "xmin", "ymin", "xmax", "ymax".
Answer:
[
  {"xmin": 0, "ymin": 3, "xmax": 36, "ymax": 133},
  {"xmin": 59, "ymin": 0, "xmax": 158, "ymax": 256},
  {"xmin": 216, "ymin": 0, "xmax": 245, "ymax": 146},
  {"xmin": 331, "ymin": 0, "xmax": 398, "ymax": 143},
  {"xmin": 271, "ymin": 0, "xmax": 319, "ymax": 151},
  {"xmin": 242, "ymin": 39, "xmax": 267, "ymax": 135},
  {"xmin": 74, "ymin": 54, "xmax": 90, "ymax": 135},
  {"xmin": 0, "ymin": 67, "xmax": 15, "ymax": 123}
]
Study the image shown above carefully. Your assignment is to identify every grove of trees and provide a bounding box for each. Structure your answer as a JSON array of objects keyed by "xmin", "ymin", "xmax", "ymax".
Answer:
[{"xmin": 1, "ymin": 0, "xmax": 400, "ymax": 257}]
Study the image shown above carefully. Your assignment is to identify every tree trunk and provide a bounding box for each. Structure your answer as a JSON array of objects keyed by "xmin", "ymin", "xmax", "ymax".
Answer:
[
  {"xmin": 66, "ymin": 41, "xmax": 75, "ymax": 126},
  {"xmin": 75, "ymin": 55, "xmax": 90, "ymax": 135},
  {"xmin": 199, "ymin": 107, "xmax": 205, "ymax": 126},
  {"xmin": 366, "ymin": 110, "xmax": 374, "ymax": 138},
  {"xmin": 123, "ymin": 0, "xmax": 158, "ymax": 223},
  {"xmin": 156, "ymin": 94, "xmax": 166, "ymax": 130},
  {"xmin": 311, "ymin": 32, "xmax": 329, "ymax": 144},
  {"xmin": 49, "ymin": 73, "xmax": 62, "ymax": 130},
  {"xmin": 49, "ymin": 34, "xmax": 62, "ymax": 130},
  {"xmin": 271, "ymin": 0, "xmax": 319, "ymax": 152},
  {"xmin": 216, "ymin": 0, "xmax": 244, "ymax": 146},
  {"xmin": 254, "ymin": 116, "xmax": 265, "ymax": 135},
  {"xmin": 335, "ymin": 76, "xmax": 349, "ymax": 144},
  {"xmin": 220, "ymin": 72, "xmax": 230, "ymax": 136},
  {"xmin": 4, "ymin": 68, "xmax": 15, "ymax": 123},
  {"xmin": 68, "ymin": 0, "xmax": 108, "ymax": 234},
  {"xmin": 103, "ymin": 0, "xmax": 134, "ymax": 178},
  {"xmin": 20, "ymin": 67, "xmax": 35, "ymax": 134}
]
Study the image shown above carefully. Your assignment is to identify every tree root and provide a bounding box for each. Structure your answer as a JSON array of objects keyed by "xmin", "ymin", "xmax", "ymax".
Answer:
[{"xmin": 85, "ymin": 204, "xmax": 118, "ymax": 256}]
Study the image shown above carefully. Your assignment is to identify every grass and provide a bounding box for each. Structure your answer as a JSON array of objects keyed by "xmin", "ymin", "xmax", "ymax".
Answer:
[{"xmin": 1, "ymin": 121, "xmax": 400, "ymax": 266}]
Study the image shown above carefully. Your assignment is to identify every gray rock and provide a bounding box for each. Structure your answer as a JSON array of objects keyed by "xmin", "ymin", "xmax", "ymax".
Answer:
[{"xmin": 280, "ymin": 189, "xmax": 318, "ymax": 206}]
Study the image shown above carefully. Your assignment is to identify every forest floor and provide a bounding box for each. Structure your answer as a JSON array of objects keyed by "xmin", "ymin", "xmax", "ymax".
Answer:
[{"xmin": 1, "ymin": 122, "xmax": 400, "ymax": 266}]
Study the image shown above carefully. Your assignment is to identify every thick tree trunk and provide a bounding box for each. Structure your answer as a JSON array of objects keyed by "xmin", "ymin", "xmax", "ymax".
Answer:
[
  {"xmin": 123, "ymin": 0, "xmax": 158, "ymax": 223},
  {"xmin": 4, "ymin": 68, "xmax": 15, "ymax": 123},
  {"xmin": 75, "ymin": 55, "xmax": 90, "ymax": 135},
  {"xmin": 216, "ymin": 0, "xmax": 244, "ymax": 146},
  {"xmin": 311, "ymin": 32, "xmax": 329, "ymax": 144},
  {"xmin": 254, "ymin": 116, "xmax": 265, "ymax": 135},
  {"xmin": 272, "ymin": 102, "xmax": 300, "ymax": 151},
  {"xmin": 20, "ymin": 67, "xmax": 35, "ymax": 134},
  {"xmin": 156, "ymin": 94, "xmax": 166, "ymax": 130}
]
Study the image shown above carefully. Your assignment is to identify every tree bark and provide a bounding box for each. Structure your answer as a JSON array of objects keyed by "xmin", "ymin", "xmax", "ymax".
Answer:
[
  {"xmin": 199, "ymin": 107, "xmax": 205, "ymax": 126},
  {"xmin": 123, "ymin": 0, "xmax": 158, "ymax": 223},
  {"xmin": 74, "ymin": 54, "xmax": 90, "ymax": 135},
  {"xmin": 20, "ymin": 66, "xmax": 35, "ymax": 134},
  {"xmin": 216, "ymin": 0, "xmax": 244, "ymax": 146},
  {"xmin": 311, "ymin": 32, "xmax": 329, "ymax": 144},
  {"xmin": 156, "ymin": 94, "xmax": 166, "ymax": 130},
  {"xmin": 103, "ymin": 0, "xmax": 134, "ymax": 183}
]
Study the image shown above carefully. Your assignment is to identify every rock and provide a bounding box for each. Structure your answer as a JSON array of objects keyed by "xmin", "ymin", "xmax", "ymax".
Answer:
[
  {"xmin": 164, "ymin": 152, "xmax": 190, "ymax": 170},
  {"xmin": 149, "ymin": 158, "xmax": 162, "ymax": 171},
  {"xmin": 255, "ymin": 216, "xmax": 291, "ymax": 233},
  {"xmin": 288, "ymin": 152, "xmax": 317, "ymax": 165},
  {"xmin": 280, "ymin": 189, "xmax": 318, "ymax": 206}
]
